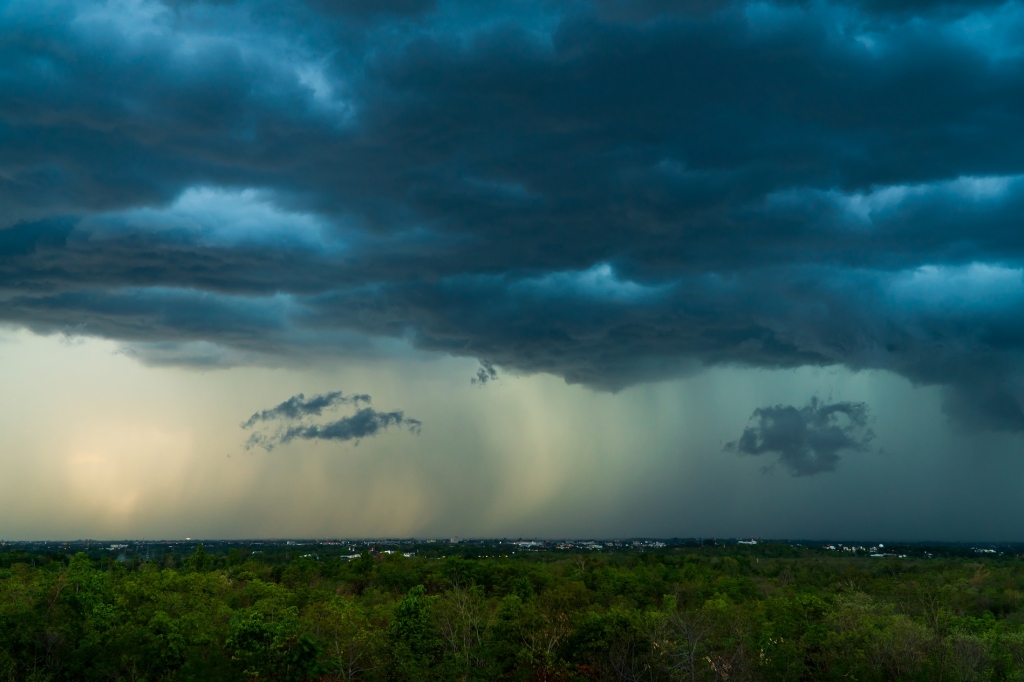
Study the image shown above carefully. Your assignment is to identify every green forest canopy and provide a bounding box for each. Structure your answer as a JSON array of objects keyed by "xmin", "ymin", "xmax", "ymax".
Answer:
[{"xmin": 1, "ymin": 541, "xmax": 1023, "ymax": 681}]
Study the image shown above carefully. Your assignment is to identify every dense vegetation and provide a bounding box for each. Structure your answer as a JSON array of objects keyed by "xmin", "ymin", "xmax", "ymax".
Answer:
[{"xmin": 3, "ymin": 542, "xmax": 1024, "ymax": 681}]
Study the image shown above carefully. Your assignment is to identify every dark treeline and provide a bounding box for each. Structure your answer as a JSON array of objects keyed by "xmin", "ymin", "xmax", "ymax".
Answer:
[{"xmin": 2, "ymin": 543, "xmax": 1024, "ymax": 681}]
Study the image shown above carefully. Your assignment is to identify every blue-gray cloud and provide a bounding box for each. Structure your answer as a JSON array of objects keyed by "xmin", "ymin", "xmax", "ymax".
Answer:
[
  {"xmin": 241, "ymin": 391, "xmax": 371, "ymax": 429},
  {"xmin": 279, "ymin": 408, "xmax": 421, "ymax": 444},
  {"xmin": 727, "ymin": 399, "xmax": 875, "ymax": 476},
  {"xmin": 6, "ymin": 1, "xmax": 1024, "ymax": 430},
  {"xmin": 471, "ymin": 360, "xmax": 498, "ymax": 385},
  {"xmin": 242, "ymin": 391, "xmax": 420, "ymax": 451},
  {"xmin": 245, "ymin": 408, "xmax": 421, "ymax": 451}
]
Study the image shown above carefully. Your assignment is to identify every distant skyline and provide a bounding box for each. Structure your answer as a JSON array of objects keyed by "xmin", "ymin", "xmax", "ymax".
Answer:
[{"xmin": 3, "ymin": 0, "xmax": 1024, "ymax": 540}]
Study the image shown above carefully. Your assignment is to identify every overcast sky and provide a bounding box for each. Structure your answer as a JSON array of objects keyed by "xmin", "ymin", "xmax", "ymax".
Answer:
[{"xmin": 3, "ymin": 0, "xmax": 1024, "ymax": 540}]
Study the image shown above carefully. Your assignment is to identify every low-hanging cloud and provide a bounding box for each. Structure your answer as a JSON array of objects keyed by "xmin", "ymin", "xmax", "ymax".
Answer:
[
  {"xmin": 242, "ymin": 391, "xmax": 420, "ymax": 451},
  {"xmin": 241, "ymin": 391, "xmax": 371, "ymax": 429},
  {"xmin": 726, "ymin": 399, "xmax": 875, "ymax": 476},
  {"xmin": 281, "ymin": 408, "xmax": 421, "ymax": 444},
  {"xmin": 471, "ymin": 361, "xmax": 498, "ymax": 386}
]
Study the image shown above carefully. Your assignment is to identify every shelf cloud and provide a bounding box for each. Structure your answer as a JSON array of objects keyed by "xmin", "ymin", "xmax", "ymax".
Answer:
[{"xmin": 5, "ymin": 0, "xmax": 1024, "ymax": 430}]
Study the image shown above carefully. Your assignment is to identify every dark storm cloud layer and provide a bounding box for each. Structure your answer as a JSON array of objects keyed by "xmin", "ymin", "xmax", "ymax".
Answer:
[
  {"xmin": 726, "ymin": 399, "xmax": 875, "ymax": 476},
  {"xmin": 242, "ymin": 390, "xmax": 420, "ymax": 451},
  {"xmin": 8, "ymin": 0, "xmax": 1024, "ymax": 427}
]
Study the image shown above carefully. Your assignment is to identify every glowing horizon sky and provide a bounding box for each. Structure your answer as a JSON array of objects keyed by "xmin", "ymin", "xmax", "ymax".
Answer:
[{"xmin": 2, "ymin": 327, "xmax": 1022, "ymax": 541}]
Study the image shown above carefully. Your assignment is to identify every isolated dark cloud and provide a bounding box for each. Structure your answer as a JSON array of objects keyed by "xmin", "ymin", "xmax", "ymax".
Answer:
[
  {"xmin": 6, "ymin": 0, "xmax": 1024, "ymax": 429},
  {"xmin": 241, "ymin": 391, "xmax": 371, "ymax": 428},
  {"xmin": 727, "ymin": 399, "xmax": 875, "ymax": 476},
  {"xmin": 242, "ymin": 391, "xmax": 420, "ymax": 450},
  {"xmin": 246, "ymin": 408, "xmax": 421, "ymax": 450},
  {"xmin": 280, "ymin": 408, "xmax": 421, "ymax": 444},
  {"xmin": 471, "ymin": 361, "xmax": 498, "ymax": 386}
]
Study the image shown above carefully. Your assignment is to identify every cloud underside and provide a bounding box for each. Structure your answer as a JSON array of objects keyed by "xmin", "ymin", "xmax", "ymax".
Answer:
[
  {"xmin": 7, "ymin": 0, "xmax": 1024, "ymax": 428},
  {"xmin": 727, "ymin": 399, "xmax": 875, "ymax": 476}
]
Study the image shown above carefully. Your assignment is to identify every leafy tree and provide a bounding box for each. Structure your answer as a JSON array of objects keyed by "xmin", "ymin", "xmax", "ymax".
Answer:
[{"xmin": 386, "ymin": 585, "xmax": 441, "ymax": 680}]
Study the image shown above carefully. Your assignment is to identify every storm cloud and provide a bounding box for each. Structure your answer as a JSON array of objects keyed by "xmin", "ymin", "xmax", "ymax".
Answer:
[
  {"xmin": 727, "ymin": 399, "xmax": 875, "ymax": 476},
  {"xmin": 6, "ymin": 0, "xmax": 1024, "ymax": 429}
]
